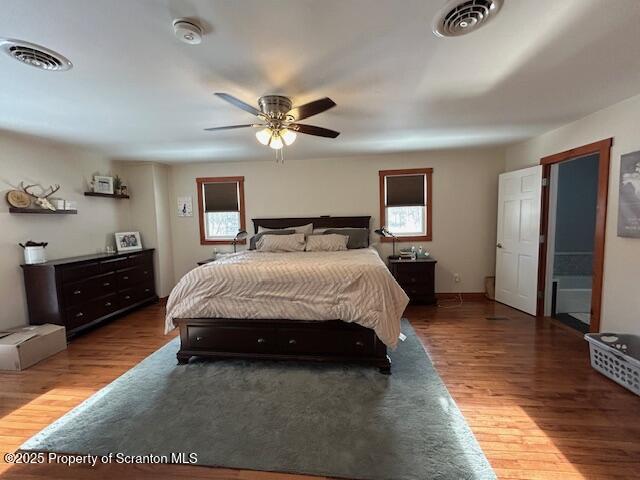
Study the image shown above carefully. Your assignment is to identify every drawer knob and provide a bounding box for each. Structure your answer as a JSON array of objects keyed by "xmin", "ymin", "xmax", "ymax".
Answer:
[
  {"xmin": 144, "ymin": 288, "xmax": 150, "ymax": 292},
  {"xmin": 124, "ymin": 295, "xmax": 131, "ymax": 300},
  {"xmin": 288, "ymin": 339, "xmax": 297, "ymax": 345},
  {"xmin": 123, "ymin": 276, "xmax": 129, "ymax": 280},
  {"xmin": 356, "ymin": 341, "xmax": 364, "ymax": 347},
  {"xmin": 144, "ymin": 270, "xmax": 148, "ymax": 274},
  {"xmin": 196, "ymin": 336, "xmax": 203, "ymax": 341},
  {"xmin": 105, "ymin": 302, "xmax": 112, "ymax": 307},
  {"xmin": 73, "ymin": 290, "xmax": 82, "ymax": 295},
  {"xmin": 103, "ymin": 282, "xmax": 111, "ymax": 287},
  {"xmin": 257, "ymin": 337, "xmax": 266, "ymax": 344},
  {"xmin": 75, "ymin": 312, "xmax": 83, "ymax": 318}
]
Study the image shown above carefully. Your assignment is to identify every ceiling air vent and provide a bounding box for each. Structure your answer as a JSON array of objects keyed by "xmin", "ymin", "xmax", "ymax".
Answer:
[
  {"xmin": 0, "ymin": 39, "xmax": 72, "ymax": 71},
  {"xmin": 433, "ymin": 0, "xmax": 503, "ymax": 37}
]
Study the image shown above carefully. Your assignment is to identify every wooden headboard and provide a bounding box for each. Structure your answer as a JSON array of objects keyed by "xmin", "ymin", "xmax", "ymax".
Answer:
[{"xmin": 251, "ymin": 216, "xmax": 370, "ymax": 234}]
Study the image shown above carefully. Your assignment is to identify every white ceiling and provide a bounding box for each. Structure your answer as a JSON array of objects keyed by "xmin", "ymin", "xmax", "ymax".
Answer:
[{"xmin": 1, "ymin": 0, "xmax": 640, "ymax": 163}]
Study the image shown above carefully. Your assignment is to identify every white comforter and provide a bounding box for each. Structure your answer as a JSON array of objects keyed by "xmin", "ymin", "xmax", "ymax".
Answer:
[{"xmin": 165, "ymin": 248, "xmax": 409, "ymax": 347}]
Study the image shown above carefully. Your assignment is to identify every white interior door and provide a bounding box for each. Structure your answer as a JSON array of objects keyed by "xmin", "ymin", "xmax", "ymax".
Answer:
[{"xmin": 495, "ymin": 165, "xmax": 543, "ymax": 315}]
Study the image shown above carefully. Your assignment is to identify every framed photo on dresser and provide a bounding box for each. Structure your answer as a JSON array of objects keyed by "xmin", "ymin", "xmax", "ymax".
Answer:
[{"xmin": 115, "ymin": 231, "xmax": 143, "ymax": 252}]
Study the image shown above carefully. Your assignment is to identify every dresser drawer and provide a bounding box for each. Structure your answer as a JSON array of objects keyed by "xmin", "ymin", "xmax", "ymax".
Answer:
[
  {"xmin": 118, "ymin": 287, "xmax": 138, "ymax": 308},
  {"xmin": 117, "ymin": 267, "xmax": 144, "ymax": 288},
  {"xmin": 65, "ymin": 294, "xmax": 119, "ymax": 329},
  {"xmin": 139, "ymin": 282, "xmax": 155, "ymax": 299},
  {"xmin": 119, "ymin": 281, "xmax": 155, "ymax": 308},
  {"xmin": 98, "ymin": 294, "xmax": 119, "ymax": 316},
  {"xmin": 129, "ymin": 252, "xmax": 153, "ymax": 266},
  {"xmin": 100, "ymin": 256, "xmax": 130, "ymax": 273},
  {"xmin": 63, "ymin": 272, "xmax": 116, "ymax": 306},
  {"xmin": 187, "ymin": 325, "xmax": 278, "ymax": 353},
  {"xmin": 65, "ymin": 301, "xmax": 100, "ymax": 330},
  {"xmin": 61, "ymin": 262, "xmax": 100, "ymax": 283}
]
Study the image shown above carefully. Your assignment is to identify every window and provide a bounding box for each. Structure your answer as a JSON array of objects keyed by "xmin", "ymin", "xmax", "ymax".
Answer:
[
  {"xmin": 196, "ymin": 176, "xmax": 246, "ymax": 245},
  {"xmin": 379, "ymin": 168, "xmax": 432, "ymax": 241}
]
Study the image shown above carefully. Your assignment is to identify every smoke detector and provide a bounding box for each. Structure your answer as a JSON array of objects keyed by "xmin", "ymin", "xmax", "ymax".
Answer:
[
  {"xmin": 0, "ymin": 38, "xmax": 72, "ymax": 71},
  {"xmin": 433, "ymin": 0, "xmax": 503, "ymax": 37},
  {"xmin": 173, "ymin": 19, "xmax": 203, "ymax": 45}
]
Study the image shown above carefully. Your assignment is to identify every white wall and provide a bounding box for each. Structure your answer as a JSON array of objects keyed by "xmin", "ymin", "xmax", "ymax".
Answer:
[
  {"xmin": 505, "ymin": 93, "xmax": 640, "ymax": 335},
  {"xmin": 117, "ymin": 162, "xmax": 174, "ymax": 298},
  {"xmin": 168, "ymin": 149, "xmax": 505, "ymax": 293},
  {"xmin": 0, "ymin": 131, "xmax": 130, "ymax": 329}
]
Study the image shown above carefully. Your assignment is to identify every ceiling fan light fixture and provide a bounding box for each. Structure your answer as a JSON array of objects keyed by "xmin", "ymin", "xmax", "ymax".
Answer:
[
  {"xmin": 255, "ymin": 128, "xmax": 272, "ymax": 145},
  {"xmin": 281, "ymin": 129, "xmax": 297, "ymax": 146},
  {"xmin": 269, "ymin": 134, "xmax": 284, "ymax": 150}
]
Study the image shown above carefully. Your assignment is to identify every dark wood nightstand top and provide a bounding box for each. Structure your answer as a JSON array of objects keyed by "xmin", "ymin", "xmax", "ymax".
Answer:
[
  {"xmin": 197, "ymin": 257, "xmax": 216, "ymax": 266},
  {"xmin": 388, "ymin": 256, "xmax": 437, "ymax": 264}
]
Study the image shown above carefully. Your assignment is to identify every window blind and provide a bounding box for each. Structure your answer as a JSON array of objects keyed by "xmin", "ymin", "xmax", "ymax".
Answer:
[
  {"xmin": 203, "ymin": 182, "xmax": 239, "ymax": 212},
  {"xmin": 386, "ymin": 174, "xmax": 425, "ymax": 207}
]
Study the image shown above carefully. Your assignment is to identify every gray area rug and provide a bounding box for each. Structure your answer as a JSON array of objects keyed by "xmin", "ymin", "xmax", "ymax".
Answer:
[{"xmin": 22, "ymin": 320, "xmax": 495, "ymax": 479}]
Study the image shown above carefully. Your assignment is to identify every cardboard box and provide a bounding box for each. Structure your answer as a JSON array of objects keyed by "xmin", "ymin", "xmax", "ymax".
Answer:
[{"xmin": 0, "ymin": 324, "xmax": 67, "ymax": 371}]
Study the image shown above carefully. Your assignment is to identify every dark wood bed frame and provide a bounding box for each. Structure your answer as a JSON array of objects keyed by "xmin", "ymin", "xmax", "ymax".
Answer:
[{"xmin": 175, "ymin": 215, "xmax": 392, "ymax": 373}]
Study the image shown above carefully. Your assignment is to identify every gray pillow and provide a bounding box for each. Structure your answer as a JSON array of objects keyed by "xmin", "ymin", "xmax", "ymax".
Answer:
[
  {"xmin": 323, "ymin": 228, "xmax": 369, "ymax": 249},
  {"xmin": 249, "ymin": 229, "xmax": 296, "ymax": 250}
]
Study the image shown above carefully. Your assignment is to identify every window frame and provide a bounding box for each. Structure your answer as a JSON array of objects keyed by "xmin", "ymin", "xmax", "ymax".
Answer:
[
  {"xmin": 378, "ymin": 168, "xmax": 433, "ymax": 242},
  {"xmin": 196, "ymin": 176, "xmax": 246, "ymax": 245}
]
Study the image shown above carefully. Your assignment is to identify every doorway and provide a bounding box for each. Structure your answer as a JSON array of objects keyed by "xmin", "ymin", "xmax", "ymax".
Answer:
[{"xmin": 538, "ymin": 139, "xmax": 612, "ymax": 333}]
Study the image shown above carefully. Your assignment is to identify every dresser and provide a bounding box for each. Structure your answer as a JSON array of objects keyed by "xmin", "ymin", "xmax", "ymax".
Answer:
[
  {"xmin": 388, "ymin": 257, "xmax": 437, "ymax": 304},
  {"xmin": 21, "ymin": 249, "xmax": 158, "ymax": 337}
]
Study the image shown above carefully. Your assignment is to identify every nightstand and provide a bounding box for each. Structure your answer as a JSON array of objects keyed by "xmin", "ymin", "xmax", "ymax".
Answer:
[
  {"xmin": 197, "ymin": 257, "xmax": 216, "ymax": 266},
  {"xmin": 388, "ymin": 257, "xmax": 437, "ymax": 304}
]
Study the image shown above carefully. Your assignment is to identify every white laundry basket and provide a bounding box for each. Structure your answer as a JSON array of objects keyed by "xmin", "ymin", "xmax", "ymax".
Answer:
[{"xmin": 584, "ymin": 333, "xmax": 640, "ymax": 396}]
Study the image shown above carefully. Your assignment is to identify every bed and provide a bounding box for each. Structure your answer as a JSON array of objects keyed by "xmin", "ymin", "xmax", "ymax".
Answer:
[{"xmin": 166, "ymin": 216, "xmax": 409, "ymax": 373}]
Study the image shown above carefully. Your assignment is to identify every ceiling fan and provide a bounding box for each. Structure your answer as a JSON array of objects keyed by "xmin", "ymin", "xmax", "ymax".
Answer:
[{"xmin": 205, "ymin": 93, "xmax": 339, "ymax": 157}]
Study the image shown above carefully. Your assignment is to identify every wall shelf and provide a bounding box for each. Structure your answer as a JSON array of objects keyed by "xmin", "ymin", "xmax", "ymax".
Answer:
[
  {"xmin": 84, "ymin": 192, "xmax": 130, "ymax": 199},
  {"xmin": 9, "ymin": 207, "xmax": 78, "ymax": 214}
]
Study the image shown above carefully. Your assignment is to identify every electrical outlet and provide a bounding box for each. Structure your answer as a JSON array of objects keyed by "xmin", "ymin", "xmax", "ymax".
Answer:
[{"xmin": 454, "ymin": 273, "xmax": 461, "ymax": 283}]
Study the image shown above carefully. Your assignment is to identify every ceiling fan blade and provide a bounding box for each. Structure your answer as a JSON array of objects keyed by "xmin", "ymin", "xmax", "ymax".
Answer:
[
  {"xmin": 214, "ymin": 93, "xmax": 263, "ymax": 117},
  {"xmin": 288, "ymin": 97, "xmax": 336, "ymax": 121},
  {"xmin": 204, "ymin": 124, "xmax": 261, "ymax": 131},
  {"xmin": 290, "ymin": 123, "xmax": 340, "ymax": 138}
]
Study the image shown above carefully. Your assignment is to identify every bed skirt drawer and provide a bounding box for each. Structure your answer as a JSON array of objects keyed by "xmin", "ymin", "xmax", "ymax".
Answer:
[
  {"xmin": 185, "ymin": 325, "xmax": 279, "ymax": 354},
  {"xmin": 175, "ymin": 318, "xmax": 391, "ymax": 373},
  {"xmin": 278, "ymin": 328, "xmax": 375, "ymax": 356}
]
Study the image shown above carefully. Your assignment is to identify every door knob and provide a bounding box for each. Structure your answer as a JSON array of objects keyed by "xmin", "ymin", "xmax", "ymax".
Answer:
[{"xmin": 496, "ymin": 243, "xmax": 503, "ymax": 248}]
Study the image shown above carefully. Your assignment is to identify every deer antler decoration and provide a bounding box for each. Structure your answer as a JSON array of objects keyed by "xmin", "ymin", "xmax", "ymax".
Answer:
[{"xmin": 20, "ymin": 182, "xmax": 60, "ymax": 211}]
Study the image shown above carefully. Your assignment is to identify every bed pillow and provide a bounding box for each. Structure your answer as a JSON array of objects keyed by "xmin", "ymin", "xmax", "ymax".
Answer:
[
  {"xmin": 258, "ymin": 223, "xmax": 313, "ymax": 236},
  {"xmin": 323, "ymin": 228, "xmax": 369, "ymax": 249},
  {"xmin": 257, "ymin": 233, "xmax": 306, "ymax": 252},
  {"xmin": 249, "ymin": 229, "xmax": 295, "ymax": 250},
  {"xmin": 305, "ymin": 234, "xmax": 349, "ymax": 252}
]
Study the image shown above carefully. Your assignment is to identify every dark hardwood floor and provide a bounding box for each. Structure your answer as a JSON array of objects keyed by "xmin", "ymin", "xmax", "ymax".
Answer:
[{"xmin": 1, "ymin": 301, "xmax": 638, "ymax": 479}]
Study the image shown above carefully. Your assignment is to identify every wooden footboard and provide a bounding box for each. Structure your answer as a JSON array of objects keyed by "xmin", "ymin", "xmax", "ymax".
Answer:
[{"xmin": 175, "ymin": 318, "xmax": 391, "ymax": 374}]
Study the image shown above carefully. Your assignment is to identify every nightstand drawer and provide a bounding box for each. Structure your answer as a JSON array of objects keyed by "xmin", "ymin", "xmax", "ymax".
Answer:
[
  {"xmin": 389, "ymin": 257, "xmax": 437, "ymax": 305},
  {"xmin": 394, "ymin": 271, "xmax": 430, "ymax": 285}
]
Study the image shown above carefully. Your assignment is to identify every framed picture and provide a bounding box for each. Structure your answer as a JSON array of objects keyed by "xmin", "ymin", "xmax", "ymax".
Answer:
[
  {"xmin": 618, "ymin": 150, "xmax": 640, "ymax": 238},
  {"xmin": 114, "ymin": 231, "xmax": 142, "ymax": 252},
  {"xmin": 177, "ymin": 196, "xmax": 193, "ymax": 217},
  {"xmin": 94, "ymin": 175, "xmax": 114, "ymax": 195}
]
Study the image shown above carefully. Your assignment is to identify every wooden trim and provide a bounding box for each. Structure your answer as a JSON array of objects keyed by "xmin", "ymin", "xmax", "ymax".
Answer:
[
  {"xmin": 537, "ymin": 138, "xmax": 612, "ymax": 333},
  {"xmin": 436, "ymin": 292, "xmax": 488, "ymax": 302},
  {"xmin": 196, "ymin": 176, "xmax": 246, "ymax": 245},
  {"xmin": 378, "ymin": 168, "xmax": 433, "ymax": 242}
]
